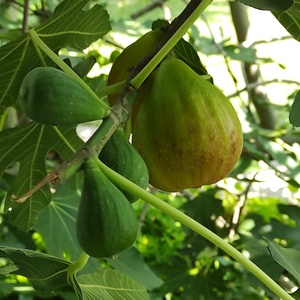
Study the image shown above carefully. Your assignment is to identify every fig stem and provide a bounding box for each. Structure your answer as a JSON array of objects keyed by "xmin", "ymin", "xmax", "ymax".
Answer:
[
  {"xmin": 129, "ymin": 0, "xmax": 213, "ymax": 90},
  {"xmin": 97, "ymin": 160, "xmax": 294, "ymax": 300},
  {"xmin": 67, "ymin": 252, "xmax": 90, "ymax": 278}
]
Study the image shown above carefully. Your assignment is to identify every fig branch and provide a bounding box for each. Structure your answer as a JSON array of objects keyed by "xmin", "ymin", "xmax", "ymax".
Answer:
[{"xmin": 97, "ymin": 160, "xmax": 294, "ymax": 300}]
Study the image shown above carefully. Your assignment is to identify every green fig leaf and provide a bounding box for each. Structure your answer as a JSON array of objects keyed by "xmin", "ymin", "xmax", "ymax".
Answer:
[
  {"xmin": 107, "ymin": 247, "xmax": 163, "ymax": 290},
  {"xmin": 77, "ymin": 268, "xmax": 148, "ymax": 300}
]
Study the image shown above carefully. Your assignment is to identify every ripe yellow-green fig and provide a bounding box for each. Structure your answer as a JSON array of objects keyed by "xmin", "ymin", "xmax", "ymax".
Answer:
[{"xmin": 132, "ymin": 58, "xmax": 243, "ymax": 192}]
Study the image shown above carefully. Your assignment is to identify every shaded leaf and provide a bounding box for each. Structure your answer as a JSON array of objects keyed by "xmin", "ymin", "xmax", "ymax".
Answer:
[
  {"xmin": 267, "ymin": 239, "xmax": 300, "ymax": 285},
  {"xmin": 289, "ymin": 90, "xmax": 300, "ymax": 127},
  {"xmin": 273, "ymin": 2, "xmax": 300, "ymax": 42},
  {"xmin": 0, "ymin": 0, "xmax": 111, "ymax": 110},
  {"xmin": 172, "ymin": 37, "xmax": 208, "ymax": 77},
  {"xmin": 108, "ymin": 247, "xmax": 163, "ymax": 291},
  {"xmin": 0, "ymin": 246, "xmax": 71, "ymax": 291},
  {"xmin": 0, "ymin": 123, "xmax": 83, "ymax": 231},
  {"xmin": 77, "ymin": 268, "xmax": 148, "ymax": 300},
  {"xmin": 35, "ymin": 179, "xmax": 82, "ymax": 261}
]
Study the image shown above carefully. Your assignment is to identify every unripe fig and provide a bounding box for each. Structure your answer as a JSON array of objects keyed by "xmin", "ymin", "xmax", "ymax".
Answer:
[
  {"xmin": 76, "ymin": 157, "xmax": 138, "ymax": 258},
  {"xmin": 99, "ymin": 128, "xmax": 149, "ymax": 203},
  {"xmin": 132, "ymin": 58, "xmax": 243, "ymax": 192},
  {"xmin": 18, "ymin": 67, "xmax": 110, "ymax": 126},
  {"xmin": 107, "ymin": 29, "xmax": 164, "ymax": 107}
]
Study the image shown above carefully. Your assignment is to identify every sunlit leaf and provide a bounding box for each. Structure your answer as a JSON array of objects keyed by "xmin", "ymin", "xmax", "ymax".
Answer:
[{"xmin": 77, "ymin": 268, "xmax": 148, "ymax": 300}]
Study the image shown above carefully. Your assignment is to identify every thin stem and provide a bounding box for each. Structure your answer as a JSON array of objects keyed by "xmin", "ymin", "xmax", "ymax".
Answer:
[{"xmin": 98, "ymin": 160, "xmax": 294, "ymax": 300}]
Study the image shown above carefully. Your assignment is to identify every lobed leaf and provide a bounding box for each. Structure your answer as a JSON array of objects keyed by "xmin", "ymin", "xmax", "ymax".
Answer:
[{"xmin": 0, "ymin": 123, "xmax": 83, "ymax": 231}]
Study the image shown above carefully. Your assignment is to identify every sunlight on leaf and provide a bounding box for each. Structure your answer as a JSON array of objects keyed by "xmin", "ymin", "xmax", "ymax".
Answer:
[
  {"xmin": 77, "ymin": 268, "xmax": 148, "ymax": 300},
  {"xmin": 107, "ymin": 247, "xmax": 163, "ymax": 291}
]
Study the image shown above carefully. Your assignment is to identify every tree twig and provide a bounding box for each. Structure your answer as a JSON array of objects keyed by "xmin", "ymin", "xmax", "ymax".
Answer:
[{"xmin": 227, "ymin": 79, "xmax": 299, "ymax": 98}]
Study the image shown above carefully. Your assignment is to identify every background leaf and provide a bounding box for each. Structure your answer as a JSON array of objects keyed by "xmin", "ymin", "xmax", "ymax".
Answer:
[
  {"xmin": 77, "ymin": 268, "xmax": 148, "ymax": 300},
  {"xmin": 107, "ymin": 247, "xmax": 163, "ymax": 291},
  {"xmin": 0, "ymin": 123, "xmax": 83, "ymax": 231},
  {"xmin": 151, "ymin": 19, "xmax": 208, "ymax": 77}
]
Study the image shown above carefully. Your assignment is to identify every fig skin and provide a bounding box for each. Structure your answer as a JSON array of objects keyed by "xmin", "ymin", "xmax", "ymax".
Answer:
[
  {"xmin": 132, "ymin": 58, "xmax": 243, "ymax": 192},
  {"xmin": 107, "ymin": 28, "xmax": 164, "ymax": 108}
]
